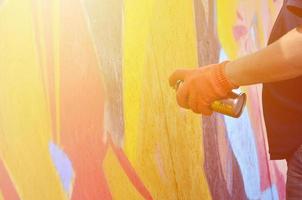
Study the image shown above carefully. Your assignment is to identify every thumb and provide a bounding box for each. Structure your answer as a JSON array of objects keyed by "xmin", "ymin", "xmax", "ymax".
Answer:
[{"xmin": 169, "ymin": 69, "xmax": 190, "ymax": 87}]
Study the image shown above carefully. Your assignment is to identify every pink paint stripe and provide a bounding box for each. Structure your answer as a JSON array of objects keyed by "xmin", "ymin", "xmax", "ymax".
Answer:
[
  {"xmin": 0, "ymin": 159, "xmax": 20, "ymax": 200},
  {"xmin": 110, "ymin": 139, "xmax": 153, "ymax": 200}
]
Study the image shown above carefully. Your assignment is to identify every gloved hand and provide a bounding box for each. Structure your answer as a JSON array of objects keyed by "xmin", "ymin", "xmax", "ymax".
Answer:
[{"xmin": 169, "ymin": 61, "xmax": 237, "ymax": 115}]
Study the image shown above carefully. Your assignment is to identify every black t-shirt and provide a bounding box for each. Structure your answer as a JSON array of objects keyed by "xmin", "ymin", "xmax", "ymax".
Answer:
[{"xmin": 263, "ymin": 0, "xmax": 302, "ymax": 160}]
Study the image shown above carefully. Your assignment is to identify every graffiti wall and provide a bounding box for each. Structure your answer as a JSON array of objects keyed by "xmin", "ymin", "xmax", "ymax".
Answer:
[{"xmin": 0, "ymin": 0, "xmax": 287, "ymax": 199}]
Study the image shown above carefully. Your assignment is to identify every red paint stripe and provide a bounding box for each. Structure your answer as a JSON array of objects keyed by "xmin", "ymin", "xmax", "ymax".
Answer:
[
  {"xmin": 110, "ymin": 139, "xmax": 153, "ymax": 200},
  {"xmin": 59, "ymin": 1, "xmax": 112, "ymax": 199},
  {"xmin": 0, "ymin": 159, "xmax": 20, "ymax": 200}
]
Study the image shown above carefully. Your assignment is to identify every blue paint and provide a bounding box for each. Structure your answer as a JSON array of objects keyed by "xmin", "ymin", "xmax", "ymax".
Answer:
[
  {"xmin": 219, "ymin": 48, "xmax": 228, "ymax": 62},
  {"xmin": 261, "ymin": 184, "xmax": 279, "ymax": 200},
  {"xmin": 49, "ymin": 141, "xmax": 74, "ymax": 196},
  {"xmin": 220, "ymin": 47, "xmax": 262, "ymax": 198},
  {"xmin": 224, "ymin": 108, "xmax": 261, "ymax": 199}
]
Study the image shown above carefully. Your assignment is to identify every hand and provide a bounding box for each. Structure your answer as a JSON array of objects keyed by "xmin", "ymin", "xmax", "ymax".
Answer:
[{"xmin": 169, "ymin": 62, "xmax": 237, "ymax": 115}]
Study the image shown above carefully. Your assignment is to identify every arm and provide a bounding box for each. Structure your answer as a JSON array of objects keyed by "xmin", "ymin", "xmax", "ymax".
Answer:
[
  {"xmin": 226, "ymin": 25, "xmax": 302, "ymax": 86},
  {"xmin": 169, "ymin": 26, "xmax": 302, "ymax": 115}
]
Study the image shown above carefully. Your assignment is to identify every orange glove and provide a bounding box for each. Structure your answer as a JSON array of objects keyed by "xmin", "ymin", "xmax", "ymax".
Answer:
[{"xmin": 169, "ymin": 61, "xmax": 237, "ymax": 115}]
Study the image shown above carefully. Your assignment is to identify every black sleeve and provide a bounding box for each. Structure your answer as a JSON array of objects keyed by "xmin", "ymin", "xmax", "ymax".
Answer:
[{"xmin": 287, "ymin": 0, "xmax": 302, "ymax": 17}]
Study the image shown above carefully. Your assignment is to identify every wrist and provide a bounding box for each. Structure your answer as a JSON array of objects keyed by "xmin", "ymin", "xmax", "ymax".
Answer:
[
  {"xmin": 222, "ymin": 61, "xmax": 240, "ymax": 88},
  {"xmin": 214, "ymin": 61, "xmax": 238, "ymax": 94}
]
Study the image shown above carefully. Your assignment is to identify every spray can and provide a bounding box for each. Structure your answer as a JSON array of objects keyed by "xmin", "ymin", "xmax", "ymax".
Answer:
[{"xmin": 174, "ymin": 80, "xmax": 246, "ymax": 118}]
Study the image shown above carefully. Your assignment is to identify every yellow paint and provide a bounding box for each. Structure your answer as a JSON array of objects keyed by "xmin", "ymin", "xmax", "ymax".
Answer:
[
  {"xmin": 123, "ymin": 0, "xmax": 179, "ymax": 199},
  {"xmin": 34, "ymin": 0, "xmax": 49, "ymax": 106},
  {"xmin": 0, "ymin": 192, "xmax": 3, "ymax": 200},
  {"xmin": 123, "ymin": 0, "xmax": 211, "ymax": 199},
  {"xmin": 123, "ymin": 0, "xmax": 153, "ymax": 164},
  {"xmin": 53, "ymin": 0, "xmax": 61, "ymax": 144},
  {"xmin": 0, "ymin": 1, "xmax": 66, "ymax": 199},
  {"xmin": 217, "ymin": 0, "xmax": 281, "ymax": 59},
  {"xmin": 103, "ymin": 146, "xmax": 143, "ymax": 200},
  {"xmin": 217, "ymin": 0, "xmax": 238, "ymax": 59},
  {"xmin": 33, "ymin": 0, "xmax": 60, "ymax": 143}
]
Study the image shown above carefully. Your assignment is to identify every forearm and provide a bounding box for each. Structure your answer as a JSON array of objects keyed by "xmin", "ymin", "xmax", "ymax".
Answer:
[{"xmin": 225, "ymin": 26, "xmax": 302, "ymax": 86}]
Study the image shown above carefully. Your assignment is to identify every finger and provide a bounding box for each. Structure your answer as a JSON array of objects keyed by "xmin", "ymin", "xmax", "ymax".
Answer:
[
  {"xmin": 176, "ymin": 83, "xmax": 189, "ymax": 108},
  {"xmin": 188, "ymin": 93, "xmax": 199, "ymax": 113},
  {"xmin": 169, "ymin": 69, "xmax": 190, "ymax": 87},
  {"xmin": 197, "ymin": 98, "xmax": 213, "ymax": 116}
]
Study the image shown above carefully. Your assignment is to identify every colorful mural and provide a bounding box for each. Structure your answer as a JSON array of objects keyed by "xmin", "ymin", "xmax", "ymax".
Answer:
[{"xmin": 0, "ymin": 0, "xmax": 287, "ymax": 199}]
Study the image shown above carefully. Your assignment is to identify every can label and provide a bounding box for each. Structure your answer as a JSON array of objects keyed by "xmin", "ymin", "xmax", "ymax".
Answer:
[{"xmin": 211, "ymin": 101, "xmax": 235, "ymax": 116}]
